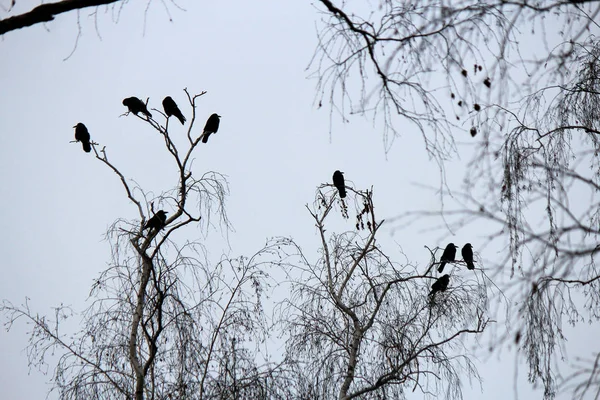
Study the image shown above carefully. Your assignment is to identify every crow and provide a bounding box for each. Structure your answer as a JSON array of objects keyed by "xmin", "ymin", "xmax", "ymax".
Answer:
[
  {"xmin": 162, "ymin": 96, "xmax": 186, "ymax": 125},
  {"xmin": 123, "ymin": 97, "xmax": 152, "ymax": 118},
  {"xmin": 429, "ymin": 274, "xmax": 450, "ymax": 297},
  {"xmin": 438, "ymin": 243, "xmax": 458, "ymax": 273},
  {"xmin": 144, "ymin": 210, "xmax": 168, "ymax": 232},
  {"xmin": 73, "ymin": 123, "xmax": 91, "ymax": 153},
  {"xmin": 201, "ymin": 113, "xmax": 221, "ymax": 143},
  {"xmin": 462, "ymin": 243, "xmax": 475, "ymax": 270},
  {"xmin": 332, "ymin": 170, "xmax": 346, "ymax": 198}
]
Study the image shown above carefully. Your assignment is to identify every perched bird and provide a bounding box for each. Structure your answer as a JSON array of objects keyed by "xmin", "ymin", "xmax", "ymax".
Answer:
[
  {"xmin": 162, "ymin": 96, "xmax": 186, "ymax": 125},
  {"xmin": 332, "ymin": 170, "xmax": 346, "ymax": 198},
  {"xmin": 201, "ymin": 113, "xmax": 221, "ymax": 143},
  {"xmin": 438, "ymin": 243, "xmax": 458, "ymax": 273},
  {"xmin": 462, "ymin": 243, "xmax": 475, "ymax": 270},
  {"xmin": 144, "ymin": 210, "xmax": 168, "ymax": 232},
  {"xmin": 429, "ymin": 274, "xmax": 450, "ymax": 297},
  {"xmin": 122, "ymin": 97, "xmax": 152, "ymax": 118},
  {"xmin": 73, "ymin": 123, "xmax": 91, "ymax": 153}
]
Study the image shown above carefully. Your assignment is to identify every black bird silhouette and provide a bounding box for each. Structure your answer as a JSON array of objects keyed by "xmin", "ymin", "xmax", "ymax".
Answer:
[
  {"xmin": 462, "ymin": 243, "xmax": 475, "ymax": 270},
  {"xmin": 144, "ymin": 210, "xmax": 168, "ymax": 232},
  {"xmin": 73, "ymin": 123, "xmax": 91, "ymax": 153},
  {"xmin": 429, "ymin": 274, "xmax": 450, "ymax": 297},
  {"xmin": 438, "ymin": 243, "xmax": 458, "ymax": 273},
  {"xmin": 123, "ymin": 97, "xmax": 152, "ymax": 118},
  {"xmin": 162, "ymin": 96, "xmax": 186, "ymax": 125},
  {"xmin": 201, "ymin": 113, "xmax": 221, "ymax": 143},
  {"xmin": 332, "ymin": 170, "xmax": 346, "ymax": 198}
]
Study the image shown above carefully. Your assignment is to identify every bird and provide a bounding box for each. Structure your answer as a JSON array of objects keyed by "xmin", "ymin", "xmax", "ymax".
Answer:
[
  {"xmin": 201, "ymin": 113, "xmax": 221, "ymax": 143},
  {"xmin": 122, "ymin": 97, "xmax": 152, "ymax": 118},
  {"xmin": 438, "ymin": 243, "xmax": 458, "ymax": 273},
  {"xmin": 73, "ymin": 123, "xmax": 91, "ymax": 153},
  {"xmin": 162, "ymin": 96, "xmax": 186, "ymax": 125},
  {"xmin": 429, "ymin": 274, "xmax": 450, "ymax": 297},
  {"xmin": 143, "ymin": 210, "xmax": 168, "ymax": 232},
  {"xmin": 332, "ymin": 170, "xmax": 346, "ymax": 198},
  {"xmin": 462, "ymin": 243, "xmax": 475, "ymax": 270}
]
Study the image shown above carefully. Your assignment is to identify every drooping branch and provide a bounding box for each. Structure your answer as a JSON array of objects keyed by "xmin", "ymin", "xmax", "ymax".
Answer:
[
  {"xmin": 0, "ymin": 0, "xmax": 121, "ymax": 35},
  {"xmin": 280, "ymin": 185, "xmax": 489, "ymax": 399}
]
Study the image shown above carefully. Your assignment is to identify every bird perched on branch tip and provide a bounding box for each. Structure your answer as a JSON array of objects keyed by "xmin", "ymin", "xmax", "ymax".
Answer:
[
  {"xmin": 73, "ymin": 123, "xmax": 91, "ymax": 153},
  {"xmin": 123, "ymin": 97, "xmax": 152, "ymax": 118},
  {"xmin": 332, "ymin": 170, "xmax": 346, "ymax": 198},
  {"xmin": 162, "ymin": 96, "xmax": 186, "ymax": 125},
  {"xmin": 438, "ymin": 243, "xmax": 458, "ymax": 273},
  {"xmin": 201, "ymin": 113, "xmax": 220, "ymax": 143},
  {"xmin": 462, "ymin": 243, "xmax": 475, "ymax": 270}
]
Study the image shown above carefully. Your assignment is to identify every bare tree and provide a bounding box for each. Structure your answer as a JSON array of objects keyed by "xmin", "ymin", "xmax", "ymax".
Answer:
[
  {"xmin": 276, "ymin": 186, "xmax": 491, "ymax": 399},
  {"xmin": 314, "ymin": 1, "xmax": 600, "ymax": 398},
  {"xmin": 1, "ymin": 90, "xmax": 286, "ymax": 400}
]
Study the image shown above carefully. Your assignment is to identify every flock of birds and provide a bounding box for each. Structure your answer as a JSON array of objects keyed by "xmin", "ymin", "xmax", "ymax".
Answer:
[
  {"xmin": 331, "ymin": 169, "xmax": 475, "ymax": 301},
  {"xmin": 73, "ymin": 95, "xmax": 221, "ymax": 154},
  {"xmin": 76, "ymin": 110, "xmax": 474, "ymax": 300},
  {"xmin": 72, "ymin": 95, "xmax": 221, "ymax": 238}
]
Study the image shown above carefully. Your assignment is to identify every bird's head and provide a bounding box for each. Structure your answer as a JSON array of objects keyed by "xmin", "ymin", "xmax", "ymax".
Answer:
[
  {"xmin": 464, "ymin": 243, "xmax": 472, "ymax": 248},
  {"xmin": 73, "ymin": 123, "xmax": 83, "ymax": 129}
]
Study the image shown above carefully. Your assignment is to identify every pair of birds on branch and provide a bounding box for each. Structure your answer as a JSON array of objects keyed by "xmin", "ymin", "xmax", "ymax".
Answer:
[
  {"xmin": 122, "ymin": 96, "xmax": 187, "ymax": 126},
  {"xmin": 438, "ymin": 243, "xmax": 475, "ymax": 272},
  {"xmin": 121, "ymin": 96, "xmax": 221, "ymax": 144},
  {"xmin": 73, "ymin": 96, "xmax": 222, "ymax": 153}
]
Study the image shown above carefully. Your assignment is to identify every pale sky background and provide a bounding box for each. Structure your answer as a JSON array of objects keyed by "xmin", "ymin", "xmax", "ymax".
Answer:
[{"xmin": 0, "ymin": 1, "xmax": 597, "ymax": 399}]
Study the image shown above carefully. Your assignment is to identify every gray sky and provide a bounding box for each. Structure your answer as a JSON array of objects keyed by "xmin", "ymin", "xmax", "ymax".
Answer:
[{"xmin": 0, "ymin": 1, "xmax": 596, "ymax": 399}]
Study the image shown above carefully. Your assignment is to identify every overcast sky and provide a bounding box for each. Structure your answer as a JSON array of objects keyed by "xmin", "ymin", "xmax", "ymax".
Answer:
[{"xmin": 0, "ymin": 1, "xmax": 597, "ymax": 399}]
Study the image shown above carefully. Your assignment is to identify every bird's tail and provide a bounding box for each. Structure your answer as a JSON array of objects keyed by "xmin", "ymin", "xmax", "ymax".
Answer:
[
  {"xmin": 82, "ymin": 141, "xmax": 91, "ymax": 153},
  {"xmin": 437, "ymin": 262, "xmax": 446, "ymax": 273},
  {"xmin": 339, "ymin": 187, "xmax": 347, "ymax": 198},
  {"xmin": 467, "ymin": 261, "xmax": 475, "ymax": 270},
  {"xmin": 201, "ymin": 132, "xmax": 210, "ymax": 143},
  {"xmin": 177, "ymin": 114, "xmax": 186, "ymax": 125}
]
